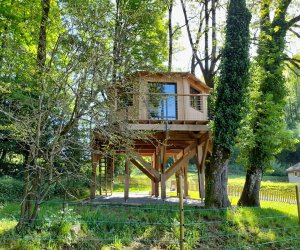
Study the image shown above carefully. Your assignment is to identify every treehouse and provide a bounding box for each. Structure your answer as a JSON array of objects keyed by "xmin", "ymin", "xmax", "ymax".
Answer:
[{"xmin": 90, "ymin": 71, "xmax": 212, "ymax": 200}]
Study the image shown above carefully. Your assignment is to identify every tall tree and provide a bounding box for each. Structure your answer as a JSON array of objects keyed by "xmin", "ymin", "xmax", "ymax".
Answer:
[
  {"xmin": 180, "ymin": 0, "xmax": 222, "ymax": 87},
  {"xmin": 238, "ymin": 0, "xmax": 300, "ymax": 207},
  {"xmin": 205, "ymin": 0, "xmax": 251, "ymax": 208},
  {"xmin": 0, "ymin": 0, "xmax": 169, "ymax": 229},
  {"xmin": 112, "ymin": 0, "xmax": 167, "ymax": 82},
  {"xmin": 168, "ymin": 0, "xmax": 174, "ymax": 72}
]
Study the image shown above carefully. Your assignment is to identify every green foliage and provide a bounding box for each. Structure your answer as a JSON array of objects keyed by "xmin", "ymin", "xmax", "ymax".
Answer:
[
  {"xmin": 237, "ymin": 63, "xmax": 298, "ymax": 171},
  {"xmin": 0, "ymin": 176, "xmax": 23, "ymax": 199},
  {"xmin": 265, "ymin": 160, "xmax": 288, "ymax": 176},
  {"xmin": 238, "ymin": 1, "xmax": 299, "ymax": 173},
  {"xmin": 213, "ymin": 0, "xmax": 251, "ymax": 151}
]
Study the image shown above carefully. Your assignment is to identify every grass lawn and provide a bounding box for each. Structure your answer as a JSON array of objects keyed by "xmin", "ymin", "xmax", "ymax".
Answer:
[
  {"xmin": 0, "ymin": 172, "xmax": 298, "ymax": 249},
  {"xmin": 0, "ymin": 198, "xmax": 299, "ymax": 249}
]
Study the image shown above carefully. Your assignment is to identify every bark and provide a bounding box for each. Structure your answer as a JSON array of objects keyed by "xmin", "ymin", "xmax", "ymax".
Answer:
[
  {"xmin": 112, "ymin": 0, "xmax": 121, "ymax": 84},
  {"xmin": 238, "ymin": 165, "xmax": 262, "ymax": 207},
  {"xmin": 17, "ymin": 0, "xmax": 50, "ymax": 230},
  {"xmin": 37, "ymin": 0, "xmax": 50, "ymax": 68},
  {"xmin": 205, "ymin": 145, "xmax": 231, "ymax": 208},
  {"xmin": 168, "ymin": 0, "xmax": 173, "ymax": 72},
  {"xmin": 204, "ymin": 0, "xmax": 209, "ymax": 74}
]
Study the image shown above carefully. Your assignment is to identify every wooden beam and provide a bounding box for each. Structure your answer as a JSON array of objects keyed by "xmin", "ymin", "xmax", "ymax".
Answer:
[
  {"xmin": 130, "ymin": 159, "xmax": 158, "ymax": 182},
  {"xmin": 164, "ymin": 146, "xmax": 197, "ymax": 181},
  {"xmin": 127, "ymin": 124, "xmax": 210, "ymax": 132},
  {"xmin": 201, "ymin": 137, "xmax": 209, "ymax": 172},
  {"xmin": 131, "ymin": 153, "xmax": 160, "ymax": 180}
]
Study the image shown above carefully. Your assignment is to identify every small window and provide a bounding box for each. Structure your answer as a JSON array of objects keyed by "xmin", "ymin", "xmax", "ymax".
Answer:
[{"xmin": 190, "ymin": 87, "xmax": 202, "ymax": 111}]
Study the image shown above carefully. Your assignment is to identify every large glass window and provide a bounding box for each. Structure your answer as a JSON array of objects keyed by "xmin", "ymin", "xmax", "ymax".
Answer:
[
  {"xmin": 148, "ymin": 82, "xmax": 177, "ymax": 120},
  {"xmin": 190, "ymin": 87, "xmax": 202, "ymax": 111}
]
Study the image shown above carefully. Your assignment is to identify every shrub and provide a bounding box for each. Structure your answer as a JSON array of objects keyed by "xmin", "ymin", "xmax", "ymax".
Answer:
[
  {"xmin": 50, "ymin": 175, "xmax": 90, "ymax": 199},
  {"xmin": 0, "ymin": 176, "xmax": 23, "ymax": 199}
]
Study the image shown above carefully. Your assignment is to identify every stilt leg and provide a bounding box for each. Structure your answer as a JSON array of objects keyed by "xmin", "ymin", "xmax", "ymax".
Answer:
[
  {"xmin": 124, "ymin": 160, "xmax": 130, "ymax": 201},
  {"xmin": 90, "ymin": 153, "xmax": 99, "ymax": 199},
  {"xmin": 183, "ymin": 161, "xmax": 189, "ymax": 198}
]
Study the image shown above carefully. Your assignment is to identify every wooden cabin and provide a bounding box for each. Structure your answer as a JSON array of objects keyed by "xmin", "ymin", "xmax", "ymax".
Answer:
[
  {"xmin": 287, "ymin": 163, "xmax": 300, "ymax": 183},
  {"xmin": 90, "ymin": 71, "xmax": 212, "ymax": 200}
]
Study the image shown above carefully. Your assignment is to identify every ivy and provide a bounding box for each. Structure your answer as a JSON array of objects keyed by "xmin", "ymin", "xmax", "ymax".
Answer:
[{"xmin": 213, "ymin": 0, "xmax": 251, "ymax": 151}]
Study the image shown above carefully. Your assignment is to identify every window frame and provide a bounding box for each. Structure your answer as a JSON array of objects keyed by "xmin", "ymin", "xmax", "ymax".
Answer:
[{"xmin": 190, "ymin": 86, "xmax": 202, "ymax": 111}]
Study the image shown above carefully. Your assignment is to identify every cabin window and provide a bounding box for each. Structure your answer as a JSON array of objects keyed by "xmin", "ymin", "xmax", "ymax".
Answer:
[
  {"xmin": 190, "ymin": 87, "xmax": 202, "ymax": 111},
  {"xmin": 148, "ymin": 82, "xmax": 177, "ymax": 120}
]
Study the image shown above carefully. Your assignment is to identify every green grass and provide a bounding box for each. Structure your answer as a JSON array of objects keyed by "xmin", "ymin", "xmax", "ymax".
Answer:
[
  {"xmin": 0, "ymin": 200, "xmax": 299, "ymax": 249},
  {"xmin": 0, "ymin": 173, "xmax": 298, "ymax": 249}
]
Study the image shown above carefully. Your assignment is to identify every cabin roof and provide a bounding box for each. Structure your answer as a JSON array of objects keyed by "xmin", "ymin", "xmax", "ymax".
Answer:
[
  {"xmin": 129, "ymin": 71, "xmax": 212, "ymax": 92},
  {"xmin": 286, "ymin": 163, "xmax": 300, "ymax": 172}
]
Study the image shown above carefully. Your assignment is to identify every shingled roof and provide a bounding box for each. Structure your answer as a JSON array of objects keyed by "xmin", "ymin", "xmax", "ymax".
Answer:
[{"xmin": 286, "ymin": 163, "xmax": 300, "ymax": 172}]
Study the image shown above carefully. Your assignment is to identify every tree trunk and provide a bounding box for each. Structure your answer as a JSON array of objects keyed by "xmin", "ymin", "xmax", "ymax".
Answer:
[
  {"xmin": 37, "ymin": 0, "xmax": 50, "ymax": 68},
  {"xmin": 205, "ymin": 145, "xmax": 231, "ymax": 208},
  {"xmin": 168, "ymin": 0, "xmax": 173, "ymax": 72},
  {"xmin": 238, "ymin": 165, "xmax": 262, "ymax": 207},
  {"xmin": 17, "ymin": 0, "xmax": 50, "ymax": 230}
]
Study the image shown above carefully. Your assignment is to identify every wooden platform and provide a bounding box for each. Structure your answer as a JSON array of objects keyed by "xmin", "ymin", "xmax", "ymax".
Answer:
[{"xmin": 91, "ymin": 121, "xmax": 211, "ymax": 201}]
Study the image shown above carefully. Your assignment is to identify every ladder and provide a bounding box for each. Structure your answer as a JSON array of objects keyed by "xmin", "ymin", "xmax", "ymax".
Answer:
[{"xmin": 99, "ymin": 157, "xmax": 114, "ymax": 196}]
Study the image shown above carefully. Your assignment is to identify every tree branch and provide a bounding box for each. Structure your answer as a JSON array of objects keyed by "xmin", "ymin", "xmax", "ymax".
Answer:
[{"xmin": 287, "ymin": 14, "xmax": 300, "ymax": 28}]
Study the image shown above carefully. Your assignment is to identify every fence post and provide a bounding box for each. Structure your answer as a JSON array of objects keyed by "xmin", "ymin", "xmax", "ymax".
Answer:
[
  {"xmin": 179, "ymin": 174, "xmax": 184, "ymax": 250},
  {"xmin": 296, "ymin": 185, "xmax": 300, "ymax": 225}
]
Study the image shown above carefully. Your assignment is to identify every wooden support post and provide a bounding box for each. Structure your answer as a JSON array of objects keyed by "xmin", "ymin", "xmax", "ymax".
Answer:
[
  {"xmin": 151, "ymin": 154, "xmax": 156, "ymax": 196},
  {"xmin": 105, "ymin": 157, "xmax": 108, "ymax": 196},
  {"xmin": 110, "ymin": 156, "xmax": 114, "ymax": 195},
  {"xmin": 296, "ymin": 185, "xmax": 300, "ymax": 225},
  {"xmin": 197, "ymin": 137, "xmax": 209, "ymax": 200},
  {"xmin": 161, "ymin": 173, "xmax": 167, "ymax": 200},
  {"xmin": 124, "ymin": 160, "xmax": 130, "ymax": 201},
  {"xmin": 197, "ymin": 144, "xmax": 204, "ymax": 199},
  {"xmin": 160, "ymin": 132, "xmax": 169, "ymax": 199},
  {"xmin": 175, "ymin": 153, "xmax": 181, "ymax": 197},
  {"xmin": 183, "ymin": 161, "xmax": 189, "ymax": 198},
  {"xmin": 90, "ymin": 153, "xmax": 99, "ymax": 199},
  {"xmin": 179, "ymin": 174, "xmax": 185, "ymax": 250},
  {"xmin": 99, "ymin": 157, "xmax": 102, "ymax": 195},
  {"xmin": 176, "ymin": 172, "xmax": 180, "ymax": 197},
  {"xmin": 155, "ymin": 149, "xmax": 160, "ymax": 197}
]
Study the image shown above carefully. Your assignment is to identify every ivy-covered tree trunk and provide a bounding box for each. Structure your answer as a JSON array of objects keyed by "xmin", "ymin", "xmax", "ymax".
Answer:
[
  {"xmin": 238, "ymin": 0, "xmax": 300, "ymax": 207},
  {"xmin": 205, "ymin": 146, "xmax": 230, "ymax": 207},
  {"xmin": 205, "ymin": 0, "xmax": 251, "ymax": 208}
]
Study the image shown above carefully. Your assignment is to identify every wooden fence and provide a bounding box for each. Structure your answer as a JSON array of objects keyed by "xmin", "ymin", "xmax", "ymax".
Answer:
[
  {"xmin": 227, "ymin": 185, "xmax": 297, "ymax": 204},
  {"xmin": 115, "ymin": 177, "xmax": 297, "ymax": 204}
]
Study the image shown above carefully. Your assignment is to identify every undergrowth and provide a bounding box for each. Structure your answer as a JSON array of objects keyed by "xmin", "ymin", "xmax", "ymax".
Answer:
[{"xmin": 0, "ymin": 199, "xmax": 299, "ymax": 249}]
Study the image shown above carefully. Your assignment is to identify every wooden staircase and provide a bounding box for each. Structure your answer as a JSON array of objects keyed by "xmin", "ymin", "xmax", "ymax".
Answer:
[{"xmin": 99, "ymin": 157, "xmax": 114, "ymax": 196}]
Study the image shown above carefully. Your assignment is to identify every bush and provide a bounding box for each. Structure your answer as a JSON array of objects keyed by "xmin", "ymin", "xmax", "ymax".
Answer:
[
  {"xmin": 0, "ymin": 176, "xmax": 24, "ymax": 199},
  {"xmin": 266, "ymin": 160, "xmax": 288, "ymax": 176},
  {"xmin": 50, "ymin": 176, "xmax": 90, "ymax": 199}
]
